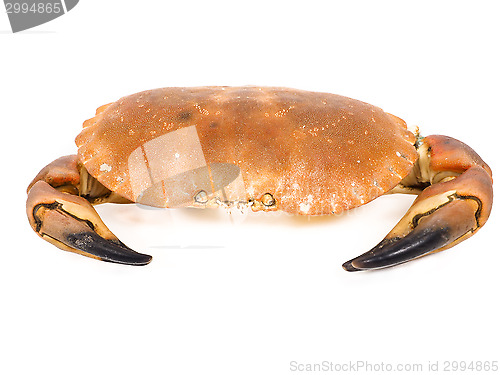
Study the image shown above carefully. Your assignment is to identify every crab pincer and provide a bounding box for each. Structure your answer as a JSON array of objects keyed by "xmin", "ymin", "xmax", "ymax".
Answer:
[
  {"xmin": 343, "ymin": 136, "xmax": 493, "ymax": 271},
  {"xmin": 26, "ymin": 156, "xmax": 152, "ymax": 265},
  {"xmin": 26, "ymin": 87, "xmax": 493, "ymax": 270}
]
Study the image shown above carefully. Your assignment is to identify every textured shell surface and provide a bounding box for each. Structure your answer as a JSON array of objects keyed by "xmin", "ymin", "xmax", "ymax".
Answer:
[{"xmin": 76, "ymin": 87, "xmax": 417, "ymax": 215}]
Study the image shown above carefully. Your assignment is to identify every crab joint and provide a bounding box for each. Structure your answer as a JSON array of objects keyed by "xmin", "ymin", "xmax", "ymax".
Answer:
[
  {"xmin": 27, "ymin": 181, "xmax": 152, "ymax": 265},
  {"xmin": 343, "ymin": 135, "xmax": 493, "ymax": 271}
]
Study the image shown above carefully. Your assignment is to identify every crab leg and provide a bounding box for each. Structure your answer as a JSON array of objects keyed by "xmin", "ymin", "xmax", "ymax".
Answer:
[
  {"xmin": 343, "ymin": 135, "xmax": 493, "ymax": 271},
  {"xmin": 26, "ymin": 155, "xmax": 152, "ymax": 265}
]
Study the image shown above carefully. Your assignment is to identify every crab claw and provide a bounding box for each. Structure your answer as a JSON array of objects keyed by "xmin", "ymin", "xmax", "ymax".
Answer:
[
  {"xmin": 343, "ymin": 135, "xmax": 493, "ymax": 271},
  {"xmin": 27, "ymin": 180, "xmax": 152, "ymax": 265}
]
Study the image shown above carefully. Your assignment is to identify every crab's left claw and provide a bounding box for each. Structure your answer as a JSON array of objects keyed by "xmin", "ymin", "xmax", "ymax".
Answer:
[
  {"xmin": 27, "ymin": 180, "xmax": 152, "ymax": 265},
  {"xmin": 343, "ymin": 135, "xmax": 493, "ymax": 271}
]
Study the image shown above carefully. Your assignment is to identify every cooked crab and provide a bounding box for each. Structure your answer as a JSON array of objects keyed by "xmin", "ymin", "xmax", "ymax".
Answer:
[{"xmin": 26, "ymin": 87, "xmax": 493, "ymax": 271}]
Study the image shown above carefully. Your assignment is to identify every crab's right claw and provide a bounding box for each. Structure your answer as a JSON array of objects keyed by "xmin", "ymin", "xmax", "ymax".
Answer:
[
  {"xmin": 27, "ymin": 181, "xmax": 152, "ymax": 265},
  {"xmin": 343, "ymin": 135, "xmax": 493, "ymax": 272}
]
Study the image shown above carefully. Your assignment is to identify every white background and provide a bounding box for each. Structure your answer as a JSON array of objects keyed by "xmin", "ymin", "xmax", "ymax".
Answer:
[{"xmin": 1, "ymin": 1, "xmax": 499, "ymax": 374}]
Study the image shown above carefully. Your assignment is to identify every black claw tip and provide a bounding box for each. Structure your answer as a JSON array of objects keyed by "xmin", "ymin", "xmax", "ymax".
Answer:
[
  {"xmin": 343, "ymin": 225, "xmax": 452, "ymax": 272},
  {"xmin": 65, "ymin": 232, "xmax": 153, "ymax": 266},
  {"xmin": 342, "ymin": 261, "xmax": 362, "ymax": 272}
]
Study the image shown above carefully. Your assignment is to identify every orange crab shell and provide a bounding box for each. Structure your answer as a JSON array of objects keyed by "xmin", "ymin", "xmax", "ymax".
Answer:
[{"xmin": 76, "ymin": 87, "xmax": 417, "ymax": 215}]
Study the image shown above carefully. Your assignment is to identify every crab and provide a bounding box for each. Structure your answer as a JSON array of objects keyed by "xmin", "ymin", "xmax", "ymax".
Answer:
[{"xmin": 26, "ymin": 87, "xmax": 493, "ymax": 271}]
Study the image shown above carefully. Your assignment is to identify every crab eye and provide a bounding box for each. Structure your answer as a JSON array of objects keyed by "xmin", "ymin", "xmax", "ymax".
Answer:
[
  {"xmin": 261, "ymin": 193, "xmax": 275, "ymax": 207},
  {"xmin": 194, "ymin": 190, "xmax": 208, "ymax": 204}
]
